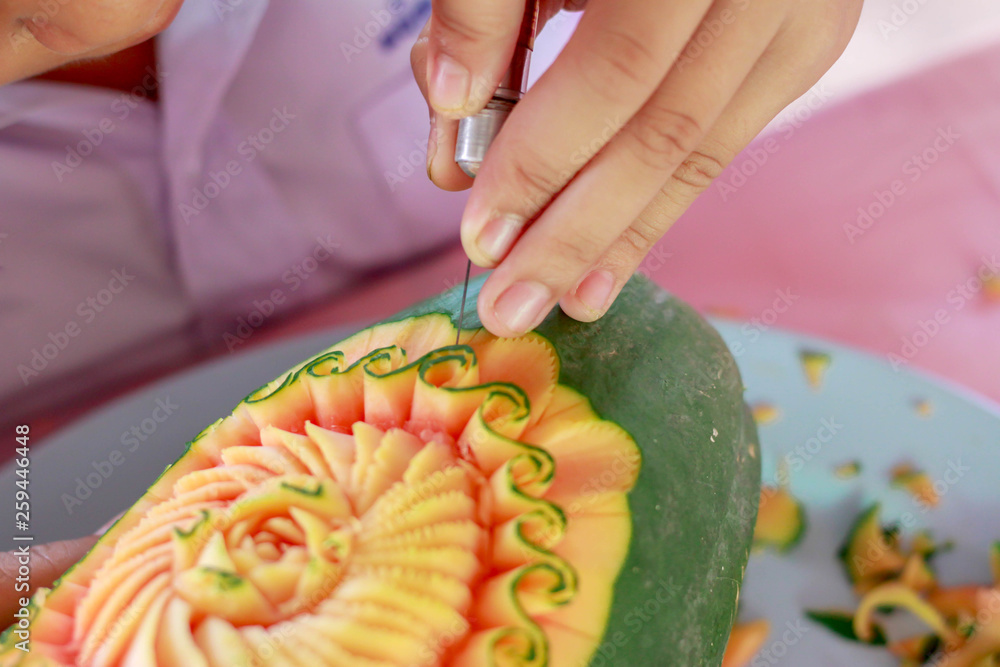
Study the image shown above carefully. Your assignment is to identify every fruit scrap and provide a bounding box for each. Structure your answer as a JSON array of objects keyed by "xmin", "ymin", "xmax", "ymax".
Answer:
[
  {"xmin": 805, "ymin": 610, "xmax": 887, "ymax": 645},
  {"xmin": 927, "ymin": 586, "xmax": 991, "ymax": 622},
  {"xmin": 912, "ymin": 398, "xmax": 934, "ymax": 418},
  {"xmin": 799, "ymin": 349, "xmax": 832, "ymax": 391},
  {"xmin": 891, "ymin": 463, "xmax": 940, "ymax": 508},
  {"xmin": 834, "ymin": 460, "xmax": 862, "ymax": 479},
  {"xmin": 753, "ymin": 485, "xmax": 806, "ymax": 553},
  {"xmin": 934, "ymin": 591, "xmax": 1000, "ymax": 667},
  {"xmin": 853, "ymin": 582, "xmax": 959, "ymax": 646},
  {"xmin": 751, "ymin": 402, "xmax": 781, "ymax": 426},
  {"xmin": 888, "ymin": 634, "xmax": 940, "ymax": 663},
  {"xmin": 812, "ymin": 504, "xmax": 1000, "ymax": 666},
  {"xmin": 911, "ymin": 531, "xmax": 937, "ymax": 557},
  {"xmin": 899, "ymin": 552, "xmax": 937, "ymax": 594},
  {"xmin": 721, "ymin": 619, "xmax": 770, "ymax": 667},
  {"xmin": 982, "ymin": 273, "xmax": 1000, "ymax": 303},
  {"xmin": 839, "ymin": 504, "xmax": 907, "ymax": 594}
]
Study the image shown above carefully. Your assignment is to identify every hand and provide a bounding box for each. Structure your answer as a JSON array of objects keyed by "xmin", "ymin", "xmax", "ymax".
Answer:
[
  {"xmin": 412, "ymin": 0, "xmax": 863, "ymax": 337},
  {"xmin": 0, "ymin": 535, "xmax": 98, "ymax": 628},
  {"xmin": 0, "ymin": 0, "xmax": 184, "ymax": 85}
]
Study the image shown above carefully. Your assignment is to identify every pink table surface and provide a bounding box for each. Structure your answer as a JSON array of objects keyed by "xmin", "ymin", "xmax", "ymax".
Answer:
[{"xmin": 656, "ymin": 42, "xmax": 1000, "ymax": 405}]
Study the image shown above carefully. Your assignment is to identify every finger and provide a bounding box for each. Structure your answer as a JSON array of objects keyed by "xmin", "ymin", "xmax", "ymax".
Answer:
[
  {"xmin": 0, "ymin": 0, "xmax": 183, "ymax": 85},
  {"xmin": 17, "ymin": 0, "xmax": 182, "ymax": 56},
  {"xmin": 0, "ymin": 536, "xmax": 98, "ymax": 625},
  {"xmin": 411, "ymin": 23, "xmax": 475, "ymax": 191},
  {"xmin": 560, "ymin": 3, "xmax": 862, "ymax": 320},
  {"xmin": 425, "ymin": 0, "xmax": 528, "ymax": 118},
  {"xmin": 476, "ymin": 0, "xmax": 785, "ymax": 336},
  {"xmin": 460, "ymin": 0, "xmax": 714, "ymax": 269},
  {"xmin": 412, "ymin": 2, "xmax": 588, "ymax": 191},
  {"xmin": 427, "ymin": 113, "xmax": 475, "ymax": 191}
]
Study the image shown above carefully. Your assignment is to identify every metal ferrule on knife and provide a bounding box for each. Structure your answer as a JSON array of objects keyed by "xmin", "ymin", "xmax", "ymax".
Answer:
[{"xmin": 454, "ymin": 0, "xmax": 540, "ymax": 178}]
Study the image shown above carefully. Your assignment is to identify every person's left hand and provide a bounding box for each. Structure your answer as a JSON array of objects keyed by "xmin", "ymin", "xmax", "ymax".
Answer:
[
  {"xmin": 411, "ymin": 0, "xmax": 862, "ymax": 337},
  {"xmin": 0, "ymin": 535, "xmax": 98, "ymax": 628},
  {"xmin": 0, "ymin": 0, "xmax": 185, "ymax": 86}
]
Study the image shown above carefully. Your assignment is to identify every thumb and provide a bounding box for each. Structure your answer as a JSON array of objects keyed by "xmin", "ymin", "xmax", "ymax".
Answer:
[
  {"xmin": 426, "ymin": 0, "xmax": 529, "ymax": 118},
  {"xmin": 0, "ymin": 535, "xmax": 99, "ymax": 628}
]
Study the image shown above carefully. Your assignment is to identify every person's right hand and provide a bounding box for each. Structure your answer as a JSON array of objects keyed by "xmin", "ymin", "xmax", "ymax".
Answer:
[
  {"xmin": 412, "ymin": 0, "xmax": 861, "ymax": 338},
  {"xmin": 0, "ymin": 0, "xmax": 185, "ymax": 86},
  {"xmin": 0, "ymin": 535, "xmax": 98, "ymax": 629}
]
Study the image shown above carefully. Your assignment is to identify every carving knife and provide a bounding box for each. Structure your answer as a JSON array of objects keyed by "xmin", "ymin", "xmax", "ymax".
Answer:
[{"xmin": 454, "ymin": 0, "xmax": 541, "ymax": 344}]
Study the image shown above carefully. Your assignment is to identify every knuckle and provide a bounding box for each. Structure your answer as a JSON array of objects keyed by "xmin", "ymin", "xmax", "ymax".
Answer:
[
  {"xmin": 603, "ymin": 221, "xmax": 663, "ymax": 271},
  {"xmin": 670, "ymin": 150, "xmax": 726, "ymax": 193},
  {"xmin": 578, "ymin": 28, "xmax": 660, "ymax": 103},
  {"xmin": 505, "ymin": 148, "xmax": 567, "ymax": 214},
  {"xmin": 627, "ymin": 107, "xmax": 704, "ymax": 171},
  {"xmin": 542, "ymin": 233, "xmax": 603, "ymax": 275},
  {"xmin": 619, "ymin": 222, "xmax": 659, "ymax": 258}
]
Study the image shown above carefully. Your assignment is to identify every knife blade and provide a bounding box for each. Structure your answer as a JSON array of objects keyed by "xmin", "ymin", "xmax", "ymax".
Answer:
[{"xmin": 456, "ymin": 259, "xmax": 472, "ymax": 345}]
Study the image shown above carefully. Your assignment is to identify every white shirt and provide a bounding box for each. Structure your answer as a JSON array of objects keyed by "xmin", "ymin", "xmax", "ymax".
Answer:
[{"xmin": 0, "ymin": 0, "xmax": 574, "ymax": 417}]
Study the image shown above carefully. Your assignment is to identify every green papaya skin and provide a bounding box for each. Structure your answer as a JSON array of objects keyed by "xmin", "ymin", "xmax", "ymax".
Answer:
[{"xmin": 394, "ymin": 273, "xmax": 761, "ymax": 666}]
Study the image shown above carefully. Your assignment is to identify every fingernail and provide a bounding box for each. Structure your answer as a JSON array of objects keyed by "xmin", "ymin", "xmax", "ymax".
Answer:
[
  {"xmin": 429, "ymin": 53, "xmax": 470, "ymax": 114},
  {"xmin": 494, "ymin": 281, "xmax": 552, "ymax": 335},
  {"xmin": 427, "ymin": 114, "xmax": 439, "ymax": 179},
  {"xmin": 575, "ymin": 270, "xmax": 616, "ymax": 317},
  {"xmin": 476, "ymin": 214, "xmax": 524, "ymax": 264}
]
